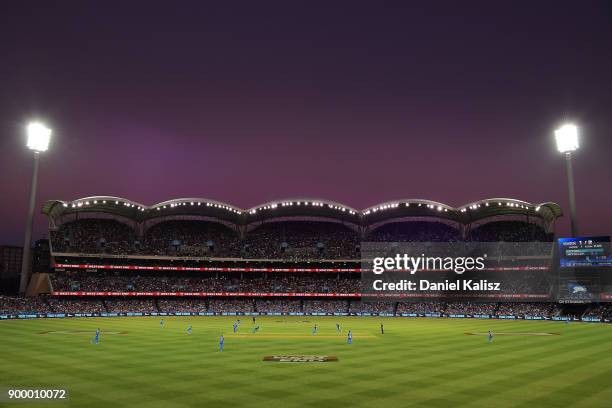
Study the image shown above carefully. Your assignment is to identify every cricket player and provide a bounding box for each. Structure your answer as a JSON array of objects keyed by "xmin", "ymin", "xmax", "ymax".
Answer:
[
  {"xmin": 336, "ymin": 323, "xmax": 341, "ymax": 333},
  {"xmin": 160, "ymin": 319, "xmax": 165, "ymax": 328},
  {"xmin": 252, "ymin": 325, "xmax": 260, "ymax": 333},
  {"xmin": 233, "ymin": 321, "xmax": 238, "ymax": 333},
  {"xmin": 92, "ymin": 328, "xmax": 100, "ymax": 345},
  {"xmin": 312, "ymin": 324, "xmax": 318, "ymax": 335},
  {"xmin": 187, "ymin": 325, "xmax": 192, "ymax": 335},
  {"xmin": 380, "ymin": 323, "xmax": 384, "ymax": 335},
  {"xmin": 219, "ymin": 335, "xmax": 224, "ymax": 352},
  {"xmin": 347, "ymin": 330, "xmax": 352, "ymax": 345},
  {"xmin": 488, "ymin": 330, "xmax": 493, "ymax": 343}
]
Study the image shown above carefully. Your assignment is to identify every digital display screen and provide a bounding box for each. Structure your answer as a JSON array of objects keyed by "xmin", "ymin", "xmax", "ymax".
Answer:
[{"xmin": 558, "ymin": 236, "xmax": 612, "ymax": 268}]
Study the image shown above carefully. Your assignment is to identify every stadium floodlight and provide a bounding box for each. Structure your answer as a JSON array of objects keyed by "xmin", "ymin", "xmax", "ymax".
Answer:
[
  {"xmin": 554, "ymin": 123, "xmax": 579, "ymax": 236},
  {"xmin": 20, "ymin": 121, "xmax": 53, "ymax": 294},
  {"xmin": 26, "ymin": 122, "xmax": 52, "ymax": 152},
  {"xmin": 554, "ymin": 124, "xmax": 579, "ymax": 153}
]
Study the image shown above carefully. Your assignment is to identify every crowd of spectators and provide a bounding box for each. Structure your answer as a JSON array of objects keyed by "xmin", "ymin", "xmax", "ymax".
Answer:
[
  {"xmin": 468, "ymin": 221, "xmax": 552, "ymax": 242},
  {"xmin": 145, "ymin": 220, "xmax": 241, "ymax": 257},
  {"xmin": 303, "ymin": 300, "xmax": 349, "ymax": 313},
  {"xmin": 105, "ymin": 299, "xmax": 158, "ymax": 313},
  {"xmin": 208, "ymin": 299, "xmax": 254, "ymax": 313},
  {"xmin": 549, "ymin": 304, "xmax": 564, "ymax": 317},
  {"xmin": 582, "ymin": 304, "xmax": 611, "ymax": 319},
  {"xmin": 494, "ymin": 302, "xmax": 554, "ymax": 317},
  {"xmin": 396, "ymin": 302, "xmax": 446, "ymax": 314},
  {"xmin": 242, "ymin": 221, "xmax": 360, "ymax": 259},
  {"xmin": 255, "ymin": 299, "xmax": 302, "ymax": 313},
  {"xmin": 0, "ymin": 296, "xmax": 50, "ymax": 314},
  {"xmin": 50, "ymin": 218, "xmax": 552, "ymax": 260},
  {"xmin": 445, "ymin": 302, "xmax": 498, "ymax": 315},
  {"xmin": 51, "ymin": 219, "xmax": 360, "ymax": 259},
  {"xmin": 51, "ymin": 272, "xmax": 362, "ymax": 294},
  {"xmin": 2, "ymin": 295, "xmax": 611, "ymax": 319},
  {"xmin": 47, "ymin": 298, "xmax": 106, "ymax": 313},
  {"xmin": 51, "ymin": 219, "xmax": 136, "ymax": 254},
  {"xmin": 367, "ymin": 222, "xmax": 460, "ymax": 242},
  {"xmin": 158, "ymin": 298, "xmax": 208, "ymax": 313},
  {"xmin": 552, "ymin": 304, "xmax": 585, "ymax": 319},
  {"xmin": 349, "ymin": 301, "xmax": 394, "ymax": 314}
]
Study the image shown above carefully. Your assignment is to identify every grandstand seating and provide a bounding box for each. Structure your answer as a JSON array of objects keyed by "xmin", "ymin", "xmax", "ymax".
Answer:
[
  {"xmin": 243, "ymin": 221, "xmax": 359, "ymax": 259},
  {"xmin": 366, "ymin": 221, "xmax": 460, "ymax": 242},
  {"xmin": 49, "ymin": 218, "xmax": 551, "ymax": 259},
  {"xmin": 145, "ymin": 220, "xmax": 241, "ymax": 257},
  {"xmin": 32, "ymin": 204, "xmax": 574, "ymax": 321},
  {"xmin": 2, "ymin": 295, "xmax": 610, "ymax": 320}
]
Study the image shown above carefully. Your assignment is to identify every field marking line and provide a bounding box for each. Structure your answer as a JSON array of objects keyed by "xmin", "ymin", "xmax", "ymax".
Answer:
[
  {"xmin": 38, "ymin": 330, "xmax": 129, "ymax": 335},
  {"xmin": 225, "ymin": 334, "xmax": 377, "ymax": 339},
  {"xmin": 464, "ymin": 332, "xmax": 561, "ymax": 336}
]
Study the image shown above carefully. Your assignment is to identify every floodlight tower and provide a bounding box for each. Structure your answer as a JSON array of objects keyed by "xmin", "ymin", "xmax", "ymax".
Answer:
[
  {"xmin": 554, "ymin": 123, "xmax": 579, "ymax": 237},
  {"xmin": 19, "ymin": 122, "xmax": 52, "ymax": 294}
]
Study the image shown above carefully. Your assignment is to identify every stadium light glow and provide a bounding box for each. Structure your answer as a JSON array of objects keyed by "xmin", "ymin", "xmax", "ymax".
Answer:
[
  {"xmin": 26, "ymin": 122, "xmax": 52, "ymax": 152},
  {"xmin": 20, "ymin": 121, "xmax": 54, "ymax": 294},
  {"xmin": 554, "ymin": 123, "xmax": 580, "ymax": 236},
  {"xmin": 554, "ymin": 124, "xmax": 579, "ymax": 153}
]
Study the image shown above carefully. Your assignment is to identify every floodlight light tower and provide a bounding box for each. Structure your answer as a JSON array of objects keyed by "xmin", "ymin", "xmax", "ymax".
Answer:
[
  {"xmin": 19, "ymin": 122, "xmax": 52, "ymax": 294},
  {"xmin": 554, "ymin": 124, "xmax": 579, "ymax": 237}
]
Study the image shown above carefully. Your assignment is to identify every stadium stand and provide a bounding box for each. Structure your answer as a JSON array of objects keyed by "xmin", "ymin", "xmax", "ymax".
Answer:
[
  {"xmin": 208, "ymin": 299, "xmax": 254, "ymax": 313},
  {"xmin": 50, "ymin": 272, "xmax": 362, "ymax": 293},
  {"xmin": 51, "ymin": 219, "xmax": 137, "ymax": 254},
  {"xmin": 145, "ymin": 220, "xmax": 241, "ymax": 257},
  {"xmin": 3, "ymin": 295, "xmax": 610, "ymax": 320},
  {"xmin": 45, "ymin": 196, "xmax": 559, "ymax": 260},
  {"xmin": 105, "ymin": 299, "xmax": 158, "ymax": 313},
  {"xmin": 158, "ymin": 298, "xmax": 208, "ymax": 313},
  {"xmin": 243, "ymin": 221, "xmax": 359, "ymax": 259},
  {"xmin": 303, "ymin": 300, "xmax": 349, "ymax": 314},
  {"xmin": 396, "ymin": 302, "xmax": 446, "ymax": 315},
  {"xmin": 2, "ymin": 196, "xmax": 596, "ymax": 322},
  {"xmin": 366, "ymin": 221, "xmax": 460, "ymax": 242},
  {"xmin": 255, "ymin": 299, "xmax": 302, "ymax": 313},
  {"xmin": 468, "ymin": 221, "xmax": 552, "ymax": 242}
]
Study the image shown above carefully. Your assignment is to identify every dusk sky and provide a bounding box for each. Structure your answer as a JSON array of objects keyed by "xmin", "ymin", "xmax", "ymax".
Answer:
[{"xmin": 1, "ymin": 1, "xmax": 611, "ymax": 245}]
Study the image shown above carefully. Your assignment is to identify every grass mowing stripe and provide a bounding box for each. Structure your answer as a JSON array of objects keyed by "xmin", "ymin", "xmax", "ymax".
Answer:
[{"xmin": 1, "ymin": 316, "xmax": 610, "ymax": 408}]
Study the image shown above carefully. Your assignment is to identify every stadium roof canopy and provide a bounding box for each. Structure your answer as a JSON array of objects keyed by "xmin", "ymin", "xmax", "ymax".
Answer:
[
  {"xmin": 245, "ymin": 198, "xmax": 360, "ymax": 224},
  {"xmin": 43, "ymin": 196, "xmax": 243, "ymax": 224},
  {"xmin": 42, "ymin": 196, "xmax": 562, "ymax": 226},
  {"xmin": 362, "ymin": 198, "xmax": 562, "ymax": 226},
  {"xmin": 457, "ymin": 198, "xmax": 563, "ymax": 224},
  {"xmin": 362, "ymin": 199, "xmax": 460, "ymax": 225}
]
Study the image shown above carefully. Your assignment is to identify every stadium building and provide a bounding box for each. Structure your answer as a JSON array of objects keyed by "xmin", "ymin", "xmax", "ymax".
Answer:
[{"xmin": 1, "ymin": 196, "xmax": 609, "ymax": 321}]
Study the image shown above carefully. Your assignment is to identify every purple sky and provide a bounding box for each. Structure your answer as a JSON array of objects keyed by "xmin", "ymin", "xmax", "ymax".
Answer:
[{"xmin": 1, "ymin": 1, "xmax": 611, "ymax": 246}]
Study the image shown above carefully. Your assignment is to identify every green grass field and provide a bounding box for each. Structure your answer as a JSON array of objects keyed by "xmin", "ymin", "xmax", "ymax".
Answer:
[{"xmin": 1, "ymin": 316, "xmax": 611, "ymax": 408}]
